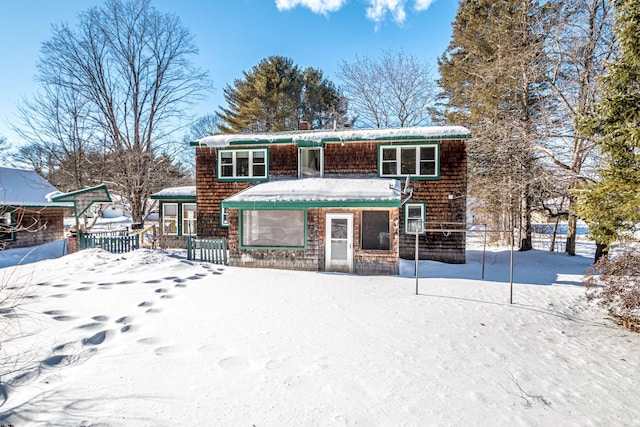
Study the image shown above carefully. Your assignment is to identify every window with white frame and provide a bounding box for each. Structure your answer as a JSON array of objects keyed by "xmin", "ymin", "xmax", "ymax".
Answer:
[
  {"xmin": 162, "ymin": 203, "xmax": 178, "ymax": 235},
  {"xmin": 405, "ymin": 203, "xmax": 425, "ymax": 235},
  {"xmin": 182, "ymin": 203, "xmax": 197, "ymax": 235},
  {"xmin": 241, "ymin": 210, "xmax": 305, "ymax": 248},
  {"xmin": 380, "ymin": 144, "xmax": 438, "ymax": 178},
  {"xmin": 218, "ymin": 149, "xmax": 267, "ymax": 179},
  {"xmin": 1, "ymin": 211, "xmax": 14, "ymax": 241},
  {"xmin": 299, "ymin": 147, "xmax": 323, "ymax": 177},
  {"xmin": 220, "ymin": 205, "xmax": 229, "ymax": 227}
]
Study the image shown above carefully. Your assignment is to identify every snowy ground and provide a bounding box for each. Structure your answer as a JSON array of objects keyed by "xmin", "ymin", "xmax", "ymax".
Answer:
[{"xmin": 1, "ymin": 239, "xmax": 639, "ymax": 426}]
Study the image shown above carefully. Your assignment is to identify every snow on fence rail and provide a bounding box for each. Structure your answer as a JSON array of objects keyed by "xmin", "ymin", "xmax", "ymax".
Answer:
[
  {"xmin": 80, "ymin": 232, "xmax": 140, "ymax": 254},
  {"xmin": 186, "ymin": 236, "xmax": 228, "ymax": 265}
]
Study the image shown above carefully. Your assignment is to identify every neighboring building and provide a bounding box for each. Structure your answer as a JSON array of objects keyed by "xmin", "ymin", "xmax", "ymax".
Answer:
[
  {"xmin": 0, "ymin": 167, "xmax": 73, "ymax": 250},
  {"xmin": 150, "ymin": 186, "xmax": 196, "ymax": 248},
  {"xmin": 190, "ymin": 125, "xmax": 470, "ymax": 275}
]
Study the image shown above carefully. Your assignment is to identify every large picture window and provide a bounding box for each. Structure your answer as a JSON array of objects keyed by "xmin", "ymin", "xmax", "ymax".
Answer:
[
  {"xmin": 182, "ymin": 203, "xmax": 197, "ymax": 235},
  {"xmin": 241, "ymin": 210, "xmax": 305, "ymax": 248},
  {"xmin": 361, "ymin": 211, "xmax": 390, "ymax": 251},
  {"xmin": 299, "ymin": 147, "xmax": 323, "ymax": 177},
  {"xmin": 380, "ymin": 144, "xmax": 438, "ymax": 178},
  {"xmin": 405, "ymin": 203, "xmax": 426, "ymax": 235},
  {"xmin": 218, "ymin": 148, "xmax": 267, "ymax": 180},
  {"xmin": 162, "ymin": 203, "xmax": 178, "ymax": 235}
]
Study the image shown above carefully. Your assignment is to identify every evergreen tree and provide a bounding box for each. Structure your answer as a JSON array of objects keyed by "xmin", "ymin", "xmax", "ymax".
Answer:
[
  {"xmin": 438, "ymin": 0, "xmax": 556, "ymax": 250},
  {"xmin": 576, "ymin": 0, "xmax": 640, "ymax": 259},
  {"xmin": 217, "ymin": 56, "xmax": 347, "ymax": 133}
]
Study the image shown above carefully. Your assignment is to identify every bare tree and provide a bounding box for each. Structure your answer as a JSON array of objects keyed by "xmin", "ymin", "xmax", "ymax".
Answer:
[
  {"xmin": 536, "ymin": 0, "xmax": 616, "ymax": 255},
  {"xmin": 29, "ymin": 0, "xmax": 210, "ymax": 222},
  {"xmin": 338, "ymin": 50, "xmax": 436, "ymax": 128},
  {"xmin": 13, "ymin": 85, "xmax": 104, "ymax": 191}
]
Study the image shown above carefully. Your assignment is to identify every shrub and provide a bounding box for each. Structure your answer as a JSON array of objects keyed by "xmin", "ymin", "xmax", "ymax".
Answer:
[{"xmin": 584, "ymin": 246, "xmax": 640, "ymax": 330}]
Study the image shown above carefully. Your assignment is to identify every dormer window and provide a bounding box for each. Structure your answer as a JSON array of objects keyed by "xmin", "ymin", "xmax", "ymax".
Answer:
[{"xmin": 299, "ymin": 147, "xmax": 323, "ymax": 178}]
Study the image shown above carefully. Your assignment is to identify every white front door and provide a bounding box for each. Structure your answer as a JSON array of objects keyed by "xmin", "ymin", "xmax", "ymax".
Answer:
[{"xmin": 325, "ymin": 213, "xmax": 353, "ymax": 273}]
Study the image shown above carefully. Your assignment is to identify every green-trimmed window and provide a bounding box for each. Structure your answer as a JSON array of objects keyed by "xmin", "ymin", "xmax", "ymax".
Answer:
[
  {"xmin": 405, "ymin": 203, "xmax": 425, "ymax": 235},
  {"xmin": 361, "ymin": 210, "xmax": 390, "ymax": 250},
  {"xmin": 380, "ymin": 144, "xmax": 439, "ymax": 178},
  {"xmin": 218, "ymin": 148, "xmax": 267, "ymax": 180},
  {"xmin": 1, "ymin": 211, "xmax": 15, "ymax": 241},
  {"xmin": 220, "ymin": 205, "xmax": 229, "ymax": 227},
  {"xmin": 241, "ymin": 209, "xmax": 305, "ymax": 248},
  {"xmin": 299, "ymin": 147, "xmax": 323, "ymax": 177},
  {"xmin": 182, "ymin": 203, "xmax": 197, "ymax": 235},
  {"xmin": 162, "ymin": 203, "xmax": 178, "ymax": 235},
  {"xmin": 161, "ymin": 202, "xmax": 196, "ymax": 236}
]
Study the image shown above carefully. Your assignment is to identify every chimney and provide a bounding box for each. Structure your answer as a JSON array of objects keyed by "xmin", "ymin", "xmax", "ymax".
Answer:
[{"xmin": 298, "ymin": 121, "xmax": 311, "ymax": 131}]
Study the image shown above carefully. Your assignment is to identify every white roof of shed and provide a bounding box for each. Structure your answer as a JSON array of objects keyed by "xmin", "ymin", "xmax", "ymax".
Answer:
[
  {"xmin": 0, "ymin": 167, "xmax": 73, "ymax": 208},
  {"xmin": 151, "ymin": 186, "xmax": 196, "ymax": 199}
]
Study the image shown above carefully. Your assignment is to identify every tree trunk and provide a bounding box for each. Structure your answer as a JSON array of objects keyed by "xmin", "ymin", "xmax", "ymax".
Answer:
[
  {"xmin": 519, "ymin": 190, "xmax": 533, "ymax": 251},
  {"xmin": 549, "ymin": 217, "xmax": 559, "ymax": 252},
  {"xmin": 565, "ymin": 213, "xmax": 577, "ymax": 256},
  {"xmin": 594, "ymin": 242, "xmax": 608, "ymax": 263}
]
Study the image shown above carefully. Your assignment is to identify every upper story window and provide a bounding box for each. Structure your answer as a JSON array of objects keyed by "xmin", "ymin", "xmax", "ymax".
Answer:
[
  {"xmin": 299, "ymin": 147, "xmax": 323, "ymax": 178},
  {"xmin": 379, "ymin": 144, "xmax": 439, "ymax": 178},
  {"xmin": 218, "ymin": 148, "xmax": 267, "ymax": 180}
]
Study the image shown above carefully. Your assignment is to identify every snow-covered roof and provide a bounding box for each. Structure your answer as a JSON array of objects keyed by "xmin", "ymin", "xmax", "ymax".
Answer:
[
  {"xmin": 151, "ymin": 186, "xmax": 197, "ymax": 200},
  {"xmin": 195, "ymin": 126, "xmax": 470, "ymax": 148},
  {"xmin": 223, "ymin": 178, "xmax": 401, "ymax": 208},
  {"xmin": 0, "ymin": 167, "xmax": 73, "ymax": 208}
]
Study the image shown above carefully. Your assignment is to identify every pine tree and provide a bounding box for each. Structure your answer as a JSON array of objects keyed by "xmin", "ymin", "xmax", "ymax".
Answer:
[
  {"xmin": 576, "ymin": 0, "xmax": 640, "ymax": 259},
  {"xmin": 217, "ymin": 56, "xmax": 346, "ymax": 133},
  {"xmin": 438, "ymin": 0, "xmax": 556, "ymax": 250}
]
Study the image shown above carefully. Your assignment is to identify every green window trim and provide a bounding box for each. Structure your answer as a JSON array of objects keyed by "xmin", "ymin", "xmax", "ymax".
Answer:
[
  {"xmin": 182, "ymin": 203, "xmax": 197, "ymax": 236},
  {"xmin": 298, "ymin": 147, "xmax": 324, "ymax": 178},
  {"xmin": 378, "ymin": 142, "xmax": 440, "ymax": 179},
  {"xmin": 404, "ymin": 202, "xmax": 426, "ymax": 235},
  {"xmin": 161, "ymin": 202, "xmax": 197, "ymax": 237},
  {"xmin": 238, "ymin": 208, "xmax": 307, "ymax": 250},
  {"xmin": 217, "ymin": 147, "xmax": 269, "ymax": 182},
  {"xmin": 220, "ymin": 203, "xmax": 229, "ymax": 228}
]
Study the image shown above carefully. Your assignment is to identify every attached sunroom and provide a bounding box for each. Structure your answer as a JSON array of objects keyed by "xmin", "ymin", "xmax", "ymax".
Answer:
[{"xmin": 222, "ymin": 177, "xmax": 402, "ymax": 275}]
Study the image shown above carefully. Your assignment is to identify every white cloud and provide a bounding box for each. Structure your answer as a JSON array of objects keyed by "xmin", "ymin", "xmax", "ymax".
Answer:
[
  {"xmin": 275, "ymin": 0, "xmax": 435, "ymax": 24},
  {"xmin": 275, "ymin": 0, "xmax": 347, "ymax": 14},
  {"xmin": 414, "ymin": 0, "xmax": 435, "ymax": 11},
  {"xmin": 366, "ymin": 0, "xmax": 406, "ymax": 24}
]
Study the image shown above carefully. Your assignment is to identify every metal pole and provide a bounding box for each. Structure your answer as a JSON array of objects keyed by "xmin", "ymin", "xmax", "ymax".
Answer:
[
  {"xmin": 415, "ymin": 230, "xmax": 419, "ymax": 295},
  {"xmin": 482, "ymin": 224, "xmax": 487, "ymax": 279},
  {"xmin": 510, "ymin": 223, "xmax": 514, "ymax": 304}
]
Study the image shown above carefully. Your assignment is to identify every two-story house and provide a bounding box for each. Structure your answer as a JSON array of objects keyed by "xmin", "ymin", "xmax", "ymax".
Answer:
[{"xmin": 187, "ymin": 125, "xmax": 470, "ymax": 275}]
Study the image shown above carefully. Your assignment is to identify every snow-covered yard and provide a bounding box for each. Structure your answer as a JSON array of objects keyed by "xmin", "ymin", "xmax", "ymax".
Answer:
[{"xmin": 1, "ymin": 240, "xmax": 639, "ymax": 426}]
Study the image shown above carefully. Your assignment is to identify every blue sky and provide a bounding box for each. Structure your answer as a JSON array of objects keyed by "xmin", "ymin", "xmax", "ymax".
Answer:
[{"xmin": 0, "ymin": 0, "xmax": 459, "ymax": 145}]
